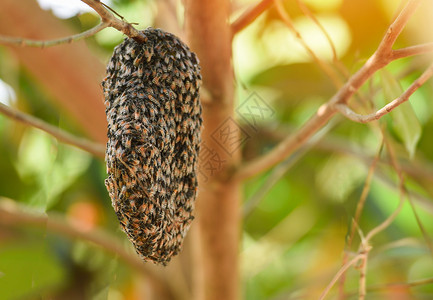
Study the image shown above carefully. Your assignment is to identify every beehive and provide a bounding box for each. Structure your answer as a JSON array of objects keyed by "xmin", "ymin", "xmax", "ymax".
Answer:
[{"xmin": 102, "ymin": 28, "xmax": 202, "ymax": 264}]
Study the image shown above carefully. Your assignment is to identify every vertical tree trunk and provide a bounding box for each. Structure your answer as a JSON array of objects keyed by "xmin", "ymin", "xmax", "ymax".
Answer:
[{"xmin": 184, "ymin": 1, "xmax": 240, "ymax": 300}]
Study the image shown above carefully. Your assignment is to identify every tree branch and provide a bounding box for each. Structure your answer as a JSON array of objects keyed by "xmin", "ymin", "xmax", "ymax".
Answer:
[
  {"xmin": 295, "ymin": 0, "xmax": 338, "ymax": 61},
  {"xmin": 392, "ymin": 42, "xmax": 433, "ymax": 60},
  {"xmin": 335, "ymin": 63, "xmax": 433, "ymax": 123},
  {"xmin": 0, "ymin": 0, "xmax": 147, "ymax": 47},
  {"xmin": 231, "ymin": 0, "xmax": 274, "ymax": 35},
  {"xmin": 0, "ymin": 102, "xmax": 105, "ymax": 158},
  {"xmin": 0, "ymin": 22, "xmax": 108, "ymax": 47},
  {"xmin": 233, "ymin": 0, "xmax": 423, "ymax": 181},
  {"xmin": 375, "ymin": 0, "xmax": 423, "ymax": 56},
  {"xmin": 0, "ymin": 198, "xmax": 190, "ymax": 299},
  {"xmin": 363, "ymin": 136, "xmax": 407, "ymax": 244},
  {"xmin": 0, "ymin": 199, "xmax": 151, "ymax": 276},
  {"xmin": 80, "ymin": 0, "xmax": 145, "ymax": 42},
  {"xmin": 295, "ymin": 0, "xmax": 351, "ymax": 79},
  {"xmin": 338, "ymin": 142, "xmax": 383, "ymax": 297},
  {"xmin": 274, "ymin": 0, "xmax": 342, "ymax": 88},
  {"xmin": 319, "ymin": 254, "xmax": 365, "ymax": 300}
]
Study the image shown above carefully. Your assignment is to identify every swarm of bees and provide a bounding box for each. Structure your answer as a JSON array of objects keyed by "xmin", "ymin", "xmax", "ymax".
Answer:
[{"xmin": 102, "ymin": 28, "xmax": 202, "ymax": 264}]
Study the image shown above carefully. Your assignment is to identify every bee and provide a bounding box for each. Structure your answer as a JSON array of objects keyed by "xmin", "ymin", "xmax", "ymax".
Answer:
[{"xmin": 152, "ymin": 76, "xmax": 160, "ymax": 85}]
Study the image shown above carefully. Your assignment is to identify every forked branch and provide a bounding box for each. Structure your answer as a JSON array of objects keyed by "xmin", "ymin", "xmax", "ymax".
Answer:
[
  {"xmin": 80, "ymin": 0, "xmax": 145, "ymax": 42},
  {"xmin": 234, "ymin": 0, "xmax": 429, "ymax": 181},
  {"xmin": 0, "ymin": 0, "xmax": 145, "ymax": 47},
  {"xmin": 336, "ymin": 63, "xmax": 433, "ymax": 123}
]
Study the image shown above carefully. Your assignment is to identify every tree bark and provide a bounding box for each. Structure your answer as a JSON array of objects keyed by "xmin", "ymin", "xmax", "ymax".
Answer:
[{"xmin": 184, "ymin": 1, "xmax": 240, "ymax": 300}]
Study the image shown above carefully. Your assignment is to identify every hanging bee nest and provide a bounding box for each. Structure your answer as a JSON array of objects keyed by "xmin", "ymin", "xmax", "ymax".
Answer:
[{"xmin": 102, "ymin": 28, "xmax": 202, "ymax": 265}]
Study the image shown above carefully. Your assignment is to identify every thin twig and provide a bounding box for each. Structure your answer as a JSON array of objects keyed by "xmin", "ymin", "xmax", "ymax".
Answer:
[
  {"xmin": 335, "ymin": 63, "xmax": 433, "ymax": 123},
  {"xmin": 358, "ymin": 251, "xmax": 369, "ymax": 300},
  {"xmin": 234, "ymin": 0, "xmax": 423, "ymax": 181},
  {"xmin": 364, "ymin": 136, "xmax": 406, "ymax": 243},
  {"xmin": 295, "ymin": 0, "xmax": 337, "ymax": 61},
  {"xmin": 319, "ymin": 254, "xmax": 364, "ymax": 300},
  {"xmin": 295, "ymin": 0, "xmax": 351, "ymax": 79},
  {"xmin": 0, "ymin": 0, "xmax": 146, "ymax": 48},
  {"xmin": 406, "ymin": 194, "xmax": 433, "ymax": 256},
  {"xmin": 392, "ymin": 42, "xmax": 433, "ymax": 60},
  {"xmin": 338, "ymin": 142, "xmax": 383, "ymax": 298},
  {"xmin": 0, "ymin": 102, "xmax": 105, "ymax": 158},
  {"xmin": 350, "ymin": 135, "xmax": 407, "ymax": 299},
  {"xmin": 0, "ymin": 22, "xmax": 108, "ymax": 48},
  {"xmin": 242, "ymin": 120, "xmax": 336, "ymax": 218},
  {"xmin": 274, "ymin": 0, "xmax": 342, "ymax": 88},
  {"xmin": 231, "ymin": 0, "xmax": 274, "ymax": 35},
  {"xmin": 80, "ymin": 0, "xmax": 145, "ymax": 42},
  {"xmin": 328, "ymin": 142, "xmax": 407, "ymax": 300}
]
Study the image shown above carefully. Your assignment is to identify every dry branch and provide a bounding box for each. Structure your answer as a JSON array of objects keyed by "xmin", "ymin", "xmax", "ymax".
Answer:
[
  {"xmin": 0, "ymin": 102, "xmax": 105, "ymax": 158},
  {"xmin": 295, "ymin": 0, "xmax": 338, "ymax": 61},
  {"xmin": 80, "ymin": 0, "xmax": 145, "ymax": 42},
  {"xmin": 336, "ymin": 63, "xmax": 433, "ymax": 123},
  {"xmin": 234, "ymin": 0, "xmax": 426, "ymax": 181},
  {"xmin": 0, "ymin": 0, "xmax": 146, "ymax": 47},
  {"xmin": 0, "ymin": 199, "xmax": 155, "ymax": 278},
  {"xmin": 231, "ymin": 0, "xmax": 274, "ymax": 35},
  {"xmin": 0, "ymin": 22, "xmax": 108, "ymax": 47},
  {"xmin": 319, "ymin": 254, "xmax": 365, "ymax": 300},
  {"xmin": 338, "ymin": 142, "xmax": 383, "ymax": 296},
  {"xmin": 392, "ymin": 42, "xmax": 433, "ymax": 60},
  {"xmin": 274, "ymin": 0, "xmax": 342, "ymax": 88}
]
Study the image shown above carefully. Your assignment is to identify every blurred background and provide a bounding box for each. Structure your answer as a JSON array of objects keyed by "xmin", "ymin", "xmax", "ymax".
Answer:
[{"xmin": 0, "ymin": 0, "xmax": 433, "ymax": 299}]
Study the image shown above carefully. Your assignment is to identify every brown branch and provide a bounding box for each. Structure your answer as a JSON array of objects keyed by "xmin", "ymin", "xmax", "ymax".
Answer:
[
  {"xmin": 242, "ymin": 120, "xmax": 335, "ymax": 218},
  {"xmin": 0, "ymin": 199, "xmax": 152, "ymax": 276},
  {"xmin": 81, "ymin": 0, "xmax": 145, "ymax": 42},
  {"xmin": 336, "ymin": 63, "xmax": 433, "ymax": 123},
  {"xmin": 392, "ymin": 42, "xmax": 433, "ymax": 60},
  {"xmin": 0, "ymin": 198, "xmax": 192, "ymax": 299},
  {"xmin": 0, "ymin": 22, "xmax": 108, "ymax": 47},
  {"xmin": 375, "ymin": 0, "xmax": 423, "ymax": 56},
  {"xmin": 0, "ymin": 1, "xmax": 146, "ymax": 47},
  {"xmin": 0, "ymin": 102, "xmax": 105, "ymax": 158},
  {"xmin": 295, "ymin": 0, "xmax": 338, "ymax": 61},
  {"xmin": 274, "ymin": 0, "xmax": 343, "ymax": 88},
  {"xmin": 331, "ymin": 136, "xmax": 407, "ymax": 299},
  {"xmin": 231, "ymin": 0, "xmax": 274, "ymax": 35},
  {"xmin": 338, "ymin": 142, "xmax": 383, "ymax": 298},
  {"xmin": 364, "ymin": 136, "xmax": 406, "ymax": 243},
  {"xmin": 358, "ymin": 251, "xmax": 369, "ymax": 300},
  {"xmin": 295, "ymin": 0, "xmax": 351, "ymax": 79},
  {"xmin": 319, "ymin": 254, "xmax": 365, "ymax": 300},
  {"xmin": 233, "ymin": 0, "xmax": 423, "ymax": 181}
]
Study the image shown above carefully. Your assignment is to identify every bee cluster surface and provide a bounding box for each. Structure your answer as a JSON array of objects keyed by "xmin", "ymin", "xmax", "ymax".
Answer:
[{"xmin": 102, "ymin": 28, "xmax": 202, "ymax": 264}]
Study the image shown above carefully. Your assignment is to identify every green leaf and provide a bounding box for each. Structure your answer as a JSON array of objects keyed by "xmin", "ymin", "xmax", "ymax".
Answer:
[{"xmin": 380, "ymin": 69, "xmax": 422, "ymax": 158}]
